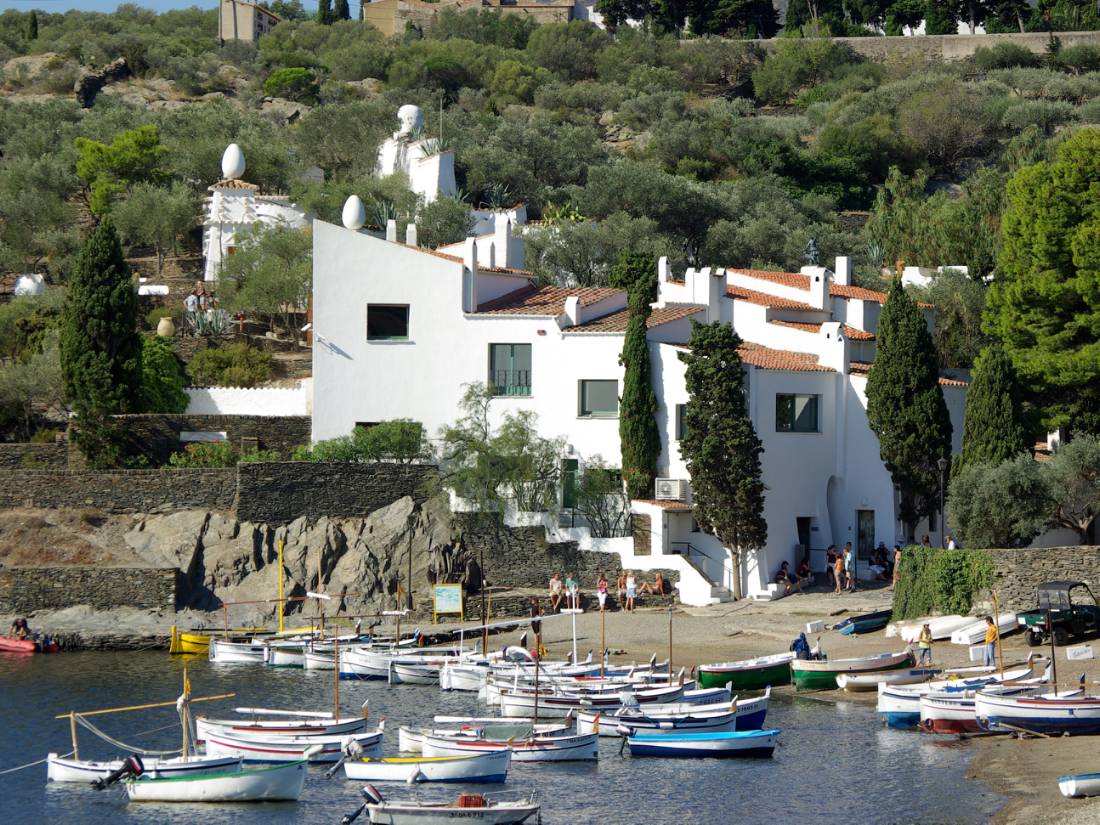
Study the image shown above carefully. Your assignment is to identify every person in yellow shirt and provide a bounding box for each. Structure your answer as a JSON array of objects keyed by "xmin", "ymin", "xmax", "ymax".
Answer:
[
  {"xmin": 917, "ymin": 623, "xmax": 933, "ymax": 666},
  {"xmin": 983, "ymin": 616, "xmax": 999, "ymax": 667}
]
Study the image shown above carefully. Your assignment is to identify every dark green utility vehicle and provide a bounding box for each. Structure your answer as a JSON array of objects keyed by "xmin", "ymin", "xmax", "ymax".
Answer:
[{"xmin": 1017, "ymin": 581, "xmax": 1100, "ymax": 646}]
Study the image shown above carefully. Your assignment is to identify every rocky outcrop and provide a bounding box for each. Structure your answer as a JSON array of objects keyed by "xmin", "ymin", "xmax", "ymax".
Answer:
[{"xmin": 75, "ymin": 57, "xmax": 130, "ymax": 108}]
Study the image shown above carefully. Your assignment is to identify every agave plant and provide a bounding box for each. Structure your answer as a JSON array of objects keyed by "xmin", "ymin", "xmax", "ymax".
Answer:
[
  {"xmin": 368, "ymin": 198, "xmax": 398, "ymax": 231},
  {"xmin": 480, "ymin": 183, "xmax": 514, "ymax": 210},
  {"xmin": 186, "ymin": 309, "xmax": 232, "ymax": 337}
]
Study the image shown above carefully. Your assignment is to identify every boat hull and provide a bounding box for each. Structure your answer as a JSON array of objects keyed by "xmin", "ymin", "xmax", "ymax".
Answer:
[
  {"xmin": 344, "ymin": 750, "xmax": 510, "ymax": 783},
  {"xmin": 626, "ymin": 729, "xmax": 778, "ymax": 758},
  {"xmin": 366, "ymin": 801, "xmax": 539, "ymax": 825},
  {"xmin": 792, "ymin": 652, "xmax": 913, "ymax": 691},
  {"xmin": 47, "ymin": 754, "xmax": 241, "ymax": 783},
  {"xmin": 422, "ymin": 732, "xmax": 598, "ymax": 762},
  {"xmin": 125, "ymin": 761, "xmax": 306, "ymax": 802},
  {"xmin": 209, "ymin": 640, "xmax": 266, "ymax": 664},
  {"xmin": 697, "ymin": 659, "xmax": 792, "ymax": 691},
  {"xmin": 203, "ymin": 730, "xmax": 382, "ymax": 763},
  {"xmin": 976, "ymin": 695, "xmax": 1100, "ymax": 735},
  {"xmin": 1059, "ymin": 773, "xmax": 1100, "ymax": 798}
]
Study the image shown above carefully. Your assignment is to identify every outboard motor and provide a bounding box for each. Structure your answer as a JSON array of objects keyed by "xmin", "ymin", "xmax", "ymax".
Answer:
[
  {"xmin": 341, "ymin": 785, "xmax": 385, "ymax": 825},
  {"xmin": 91, "ymin": 755, "xmax": 144, "ymax": 790}
]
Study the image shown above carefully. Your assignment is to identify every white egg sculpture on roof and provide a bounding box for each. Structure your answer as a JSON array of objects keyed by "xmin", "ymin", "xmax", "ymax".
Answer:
[
  {"xmin": 221, "ymin": 143, "xmax": 246, "ymax": 180},
  {"xmin": 342, "ymin": 195, "xmax": 366, "ymax": 230}
]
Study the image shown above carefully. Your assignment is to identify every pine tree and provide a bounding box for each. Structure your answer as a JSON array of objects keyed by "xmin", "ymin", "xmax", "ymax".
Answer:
[
  {"xmin": 60, "ymin": 220, "xmax": 142, "ymax": 467},
  {"xmin": 26, "ymin": 10, "xmax": 38, "ymax": 41},
  {"xmin": 957, "ymin": 344, "xmax": 1031, "ymax": 473},
  {"xmin": 678, "ymin": 321, "xmax": 766, "ymax": 600},
  {"xmin": 317, "ymin": 0, "xmax": 333, "ymax": 24},
  {"xmin": 614, "ymin": 250, "xmax": 660, "ymax": 500},
  {"xmin": 866, "ymin": 280, "xmax": 953, "ymax": 540},
  {"xmin": 334, "ymin": 0, "xmax": 351, "ymax": 19}
]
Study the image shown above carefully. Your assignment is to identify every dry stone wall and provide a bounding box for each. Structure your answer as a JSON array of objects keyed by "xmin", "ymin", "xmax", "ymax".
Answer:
[
  {"xmin": 0, "ymin": 567, "xmax": 177, "ymax": 614},
  {"xmin": 0, "ymin": 469, "xmax": 237, "ymax": 513},
  {"xmin": 115, "ymin": 414, "xmax": 311, "ymax": 465},
  {"xmin": 988, "ymin": 546, "xmax": 1100, "ymax": 610},
  {"xmin": 754, "ymin": 30, "xmax": 1100, "ymax": 61},
  {"xmin": 0, "ymin": 443, "xmax": 68, "ymax": 469}
]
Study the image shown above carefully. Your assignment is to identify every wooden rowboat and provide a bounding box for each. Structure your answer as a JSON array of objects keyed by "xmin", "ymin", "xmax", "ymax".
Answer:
[
  {"xmin": 47, "ymin": 753, "xmax": 240, "ymax": 783},
  {"xmin": 835, "ymin": 610, "xmax": 893, "ymax": 636},
  {"xmin": 125, "ymin": 760, "xmax": 307, "ymax": 802},
  {"xmin": 625, "ymin": 729, "xmax": 779, "ymax": 758},
  {"xmin": 792, "ymin": 651, "xmax": 914, "ymax": 691},
  {"xmin": 203, "ymin": 728, "xmax": 383, "ymax": 763},
  {"xmin": 696, "ymin": 653, "xmax": 795, "ymax": 690},
  {"xmin": 350, "ymin": 787, "xmax": 540, "ymax": 825},
  {"xmin": 421, "ymin": 731, "xmax": 598, "ymax": 762},
  {"xmin": 344, "ymin": 750, "xmax": 511, "ymax": 783},
  {"xmin": 1058, "ymin": 772, "xmax": 1100, "ymax": 798},
  {"xmin": 836, "ymin": 668, "xmax": 940, "ymax": 692}
]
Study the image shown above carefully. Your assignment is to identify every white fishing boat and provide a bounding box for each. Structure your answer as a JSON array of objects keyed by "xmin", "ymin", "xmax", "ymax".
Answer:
[
  {"xmin": 1058, "ymin": 772, "xmax": 1100, "ymax": 798},
  {"xmin": 203, "ymin": 728, "xmax": 383, "ymax": 763},
  {"xmin": 344, "ymin": 750, "xmax": 511, "ymax": 783},
  {"xmin": 949, "ymin": 613, "xmax": 1018, "ymax": 646},
  {"xmin": 836, "ymin": 668, "xmax": 940, "ymax": 692},
  {"xmin": 196, "ymin": 708, "xmax": 367, "ymax": 740},
  {"xmin": 975, "ymin": 690, "xmax": 1100, "ymax": 734},
  {"xmin": 625, "ymin": 729, "xmax": 779, "ymax": 758},
  {"xmin": 399, "ymin": 722, "xmax": 570, "ymax": 754},
  {"xmin": 348, "ymin": 787, "xmax": 540, "ymax": 825},
  {"xmin": 577, "ymin": 690, "xmax": 769, "ymax": 737},
  {"xmin": 209, "ymin": 639, "xmax": 266, "ymax": 664},
  {"xmin": 440, "ymin": 661, "xmax": 489, "ymax": 692},
  {"xmin": 886, "ymin": 616, "xmax": 973, "ymax": 643},
  {"xmin": 304, "ymin": 649, "xmax": 336, "ymax": 670},
  {"xmin": 125, "ymin": 760, "xmax": 307, "ymax": 802},
  {"xmin": 498, "ymin": 683, "xmax": 685, "ymax": 718},
  {"xmin": 391, "ymin": 660, "xmax": 446, "ymax": 685},
  {"xmin": 267, "ymin": 646, "xmax": 305, "ymax": 668},
  {"xmin": 421, "ymin": 731, "xmax": 598, "ymax": 762},
  {"xmin": 47, "ymin": 753, "xmax": 241, "ymax": 783}
]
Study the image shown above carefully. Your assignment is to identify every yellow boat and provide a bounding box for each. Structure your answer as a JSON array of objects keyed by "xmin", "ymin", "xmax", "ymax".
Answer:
[{"xmin": 169, "ymin": 626, "xmax": 213, "ymax": 655}]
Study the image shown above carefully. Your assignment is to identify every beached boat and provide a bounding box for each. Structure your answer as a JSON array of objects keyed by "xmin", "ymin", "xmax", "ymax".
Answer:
[
  {"xmin": 169, "ymin": 626, "xmax": 212, "ymax": 655},
  {"xmin": 835, "ymin": 610, "xmax": 894, "ymax": 636},
  {"xmin": 203, "ymin": 728, "xmax": 383, "ymax": 763},
  {"xmin": 792, "ymin": 651, "xmax": 913, "ymax": 691},
  {"xmin": 877, "ymin": 661, "xmax": 1043, "ymax": 728},
  {"xmin": 887, "ymin": 616, "xmax": 972, "ymax": 643},
  {"xmin": 421, "ymin": 731, "xmax": 598, "ymax": 762},
  {"xmin": 949, "ymin": 613, "xmax": 1018, "ymax": 646},
  {"xmin": 47, "ymin": 753, "xmax": 240, "ymax": 783},
  {"xmin": 124, "ymin": 760, "xmax": 307, "ymax": 803},
  {"xmin": 350, "ymin": 787, "xmax": 540, "ymax": 825},
  {"xmin": 975, "ymin": 691, "xmax": 1100, "ymax": 735},
  {"xmin": 919, "ymin": 690, "xmax": 982, "ymax": 734},
  {"xmin": 836, "ymin": 668, "xmax": 939, "ymax": 692},
  {"xmin": 0, "ymin": 635, "xmax": 57, "ymax": 653},
  {"xmin": 1058, "ymin": 772, "xmax": 1100, "ymax": 798},
  {"xmin": 344, "ymin": 750, "xmax": 511, "ymax": 783},
  {"xmin": 625, "ymin": 729, "xmax": 779, "ymax": 758},
  {"xmin": 696, "ymin": 653, "xmax": 795, "ymax": 690}
]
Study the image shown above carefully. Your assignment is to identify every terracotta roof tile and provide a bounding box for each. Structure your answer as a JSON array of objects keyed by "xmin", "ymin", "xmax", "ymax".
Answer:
[
  {"xmin": 726, "ymin": 285, "xmax": 818, "ymax": 312},
  {"xmin": 939, "ymin": 376, "xmax": 968, "ymax": 387},
  {"xmin": 769, "ymin": 320, "xmax": 875, "ymax": 342},
  {"xmin": 475, "ymin": 285, "xmax": 621, "ymax": 316},
  {"xmin": 738, "ymin": 342, "xmax": 833, "ymax": 373},
  {"xmin": 634, "ymin": 499, "xmax": 693, "ymax": 511},
  {"xmin": 849, "ymin": 360, "xmax": 967, "ymax": 386},
  {"xmin": 844, "ymin": 325, "xmax": 876, "ymax": 341},
  {"xmin": 831, "ymin": 283, "xmax": 888, "ymax": 302},
  {"xmin": 563, "ymin": 304, "xmax": 705, "ymax": 334},
  {"xmin": 730, "ymin": 267, "xmax": 890, "ymax": 304},
  {"xmin": 481, "ymin": 265, "xmax": 535, "ymax": 277}
]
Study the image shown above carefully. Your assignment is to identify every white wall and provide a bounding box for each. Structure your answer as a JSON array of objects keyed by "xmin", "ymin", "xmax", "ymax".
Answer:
[{"xmin": 185, "ymin": 381, "xmax": 310, "ymax": 416}]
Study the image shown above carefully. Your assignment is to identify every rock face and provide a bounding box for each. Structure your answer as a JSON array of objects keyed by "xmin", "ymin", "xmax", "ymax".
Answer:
[
  {"xmin": 74, "ymin": 57, "xmax": 130, "ymax": 108},
  {"xmin": 125, "ymin": 496, "xmax": 453, "ymax": 624}
]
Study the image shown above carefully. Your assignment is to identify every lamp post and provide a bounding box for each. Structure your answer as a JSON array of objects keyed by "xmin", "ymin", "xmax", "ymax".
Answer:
[{"xmin": 937, "ymin": 457, "xmax": 949, "ymax": 548}]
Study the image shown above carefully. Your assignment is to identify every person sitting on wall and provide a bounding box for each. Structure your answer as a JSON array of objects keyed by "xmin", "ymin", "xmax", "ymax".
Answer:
[
  {"xmin": 775, "ymin": 561, "xmax": 800, "ymax": 596},
  {"xmin": 639, "ymin": 572, "xmax": 666, "ymax": 597},
  {"xmin": 796, "ymin": 557, "xmax": 813, "ymax": 589},
  {"xmin": 548, "ymin": 573, "xmax": 564, "ymax": 613}
]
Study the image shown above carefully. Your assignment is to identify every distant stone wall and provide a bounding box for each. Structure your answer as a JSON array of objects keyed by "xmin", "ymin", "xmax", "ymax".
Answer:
[
  {"xmin": 0, "ymin": 443, "xmax": 68, "ymax": 469},
  {"xmin": 236, "ymin": 462, "xmax": 436, "ymax": 522},
  {"xmin": 0, "ymin": 567, "xmax": 177, "ymax": 614},
  {"xmin": 0, "ymin": 469, "xmax": 237, "ymax": 513},
  {"xmin": 988, "ymin": 545, "xmax": 1100, "ymax": 610},
  {"xmin": 115, "ymin": 414, "xmax": 311, "ymax": 465},
  {"xmin": 754, "ymin": 30, "xmax": 1100, "ymax": 61}
]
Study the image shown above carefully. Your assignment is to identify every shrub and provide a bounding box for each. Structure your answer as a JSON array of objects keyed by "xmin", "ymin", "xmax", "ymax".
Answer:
[
  {"xmin": 187, "ymin": 343, "xmax": 274, "ymax": 388},
  {"xmin": 973, "ymin": 43, "xmax": 1039, "ymax": 71},
  {"xmin": 1080, "ymin": 98, "xmax": 1100, "ymax": 123},
  {"xmin": 167, "ymin": 441, "xmax": 238, "ymax": 468},
  {"xmin": 29, "ymin": 428, "xmax": 60, "ymax": 444},
  {"xmin": 1000, "ymin": 99, "xmax": 1077, "ymax": 134},
  {"xmin": 1055, "ymin": 44, "xmax": 1100, "ymax": 75},
  {"xmin": 296, "ymin": 420, "xmax": 430, "ymax": 463},
  {"xmin": 239, "ymin": 447, "xmax": 282, "ymax": 463},
  {"xmin": 139, "ymin": 336, "xmax": 188, "ymax": 414},
  {"xmin": 263, "ymin": 67, "xmax": 319, "ymax": 102},
  {"xmin": 891, "ymin": 546, "xmax": 994, "ymax": 621}
]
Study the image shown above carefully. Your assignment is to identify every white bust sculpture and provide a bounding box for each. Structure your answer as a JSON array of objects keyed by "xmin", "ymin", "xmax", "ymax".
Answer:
[{"xmin": 375, "ymin": 105, "xmax": 456, "ymax": 204}]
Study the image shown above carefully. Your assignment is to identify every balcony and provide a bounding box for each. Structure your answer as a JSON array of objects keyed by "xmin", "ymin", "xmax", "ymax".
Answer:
[{"xmin": 489, "ymin": 369, "xmax": 531, "ymax": 397}]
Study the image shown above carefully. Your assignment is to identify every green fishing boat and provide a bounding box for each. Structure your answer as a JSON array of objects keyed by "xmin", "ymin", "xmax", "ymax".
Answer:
[
  {"xmin": 791, "ymin": 650, "xmax": 914, "ymax": 691},
  {"xmin": 697, "ymin": 653, "xmax": 795, "ymax": 690}
]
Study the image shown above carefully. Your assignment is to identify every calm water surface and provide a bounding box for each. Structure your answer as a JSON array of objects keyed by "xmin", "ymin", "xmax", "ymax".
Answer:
[{"xmin": 0, "ymin": 652, "xmax": 1003, "ymax": 824}]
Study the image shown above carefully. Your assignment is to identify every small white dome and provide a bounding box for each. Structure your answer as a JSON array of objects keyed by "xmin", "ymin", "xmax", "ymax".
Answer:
[
  {"xmin": 342, "ymin": 195, "xmax": 366, "ymax": 231},
  {"xmin": 221, "ymin": 143, "xmax": 246, "ymax": 180}
]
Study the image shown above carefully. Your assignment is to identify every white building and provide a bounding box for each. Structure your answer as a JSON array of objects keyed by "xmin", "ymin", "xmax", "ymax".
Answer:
[
  {"xmin": 310, "ymin": 214, "xmax": 967, "ymax": 603},
  {"xmin": 202, "ymin": 144, "xmax": 308, "ymax": 282}
]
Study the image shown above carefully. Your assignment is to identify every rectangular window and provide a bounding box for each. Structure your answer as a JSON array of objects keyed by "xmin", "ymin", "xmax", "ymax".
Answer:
[
  {"xmin": 675, "ymin": 404, "xmax": 688, "ymax": 440},
  {"xmin": 579, "ymin": 380, "xmax": 618, "ymax": 417},
  {"xmin": 489, "ymin": 343, "xmax": 532, "ymax": 396},
  {"xmin": 367, "ymin": 304, "xmax": 409, "ymax": 341},
  {"xmin": 775, "ymin": 394, "xmax": 820, "ymax": 433}
]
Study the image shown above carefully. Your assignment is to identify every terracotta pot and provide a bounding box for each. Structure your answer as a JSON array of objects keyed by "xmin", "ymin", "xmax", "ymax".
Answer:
[{"xmin": 156, "ymin": 316, "xmax": 176, "ymax": 338}]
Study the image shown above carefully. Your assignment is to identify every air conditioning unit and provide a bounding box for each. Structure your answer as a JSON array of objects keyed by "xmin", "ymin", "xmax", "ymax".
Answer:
[{"xmin": 654, "ymin": 478, "xmax": 686, "ymax": 501}]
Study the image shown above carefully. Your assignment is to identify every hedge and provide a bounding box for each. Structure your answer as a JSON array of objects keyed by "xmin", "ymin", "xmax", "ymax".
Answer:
[{"xmin": 892, "ymin": 546, "xmax": 993, "ymax": 621}]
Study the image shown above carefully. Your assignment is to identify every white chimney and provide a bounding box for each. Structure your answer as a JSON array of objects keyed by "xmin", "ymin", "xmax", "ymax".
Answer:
[
  {"xmin": 405, "ymin": 223, "xmax": 418, "ymax": 247},
  {"xmin": 485, "ymin": 240, "xmax": 496, "ymax": 269},
  {"xmin": 834, "ymin": 256, "xmax": 851, "ymax": 286},
  {"xmin": 385, "ymin": 219, "xmax": 397, "ymax": 243},
  {"xmin": 818, "ymin": 321, "xmax": 849, "ymax": 374},
  {"xmin": 494, "ymin": 219, "xmax": 511, "ymax": 269},
  {"xmin": 658, "ymin": 256, "xmax": 671, "ymax": 284},
  {"xmin": 801, "ymin": 265, "xmax": 829, "ymax": 311},
  {"xmin": 462, "ymin": 237, "xmax": 479, "ymax": 313},
  {"xmin": 562, "ymin": 295, "xmax": 580, "ymax": 328}
]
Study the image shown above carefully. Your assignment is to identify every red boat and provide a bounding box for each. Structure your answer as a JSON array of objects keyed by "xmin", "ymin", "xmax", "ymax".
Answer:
[{"xmin": 0, "ymin": 636, "xmax": 58, "ymax": 654}]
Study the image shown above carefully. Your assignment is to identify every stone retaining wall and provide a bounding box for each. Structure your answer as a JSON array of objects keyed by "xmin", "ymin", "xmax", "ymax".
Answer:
[
  {"xmin": 989, "ymin": 545, "xmax": 1100, "ymax": 610},
  {"xmin": 0, "ymin": 443, "xmax": 68, "ymax": 469},
  {"xmin": 0, "ymin": 567, "xmax": 177, "ymax": 614},
  {"xmin": 236, "ymin": 462, "xmax": 436, "ymax": 522},
  {"xmin": 753, "ymin": 30, "xmax": 1100, "ymax": 61},
  {"xmin": 115, "ymin": 414, "xmax": 311, "ymax": 465},
  {"xmin": 0, "ymin": 469, "xmax": 237, "ymax": 513}
]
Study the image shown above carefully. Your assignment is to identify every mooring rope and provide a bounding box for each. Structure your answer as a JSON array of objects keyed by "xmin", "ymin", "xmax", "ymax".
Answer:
[
  {"xmin": 0, "ymin": 751, "xmax": 73, "ymax": 775},
  {"xmin": 74, "ymin": 715, "xmax": 183, "ymax": 756}
]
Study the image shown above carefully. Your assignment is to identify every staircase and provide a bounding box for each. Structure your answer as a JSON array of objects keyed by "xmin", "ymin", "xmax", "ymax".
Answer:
[{"xmin": 670, "ymin": 542, "xmax": 733, "ymax": 605}]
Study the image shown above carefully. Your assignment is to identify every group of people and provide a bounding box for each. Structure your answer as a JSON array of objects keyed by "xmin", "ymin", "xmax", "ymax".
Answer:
[
  {"xmin": 774, "ymin": 558, "xmax": 813, "ymax": 596},
  {"xmin": 827, "ymin": 543, "xmax": 858, "ymax": 593},
  {"xmin": 548, "ymin": 570, "xmax": 665, "ymax": 613},
  {"xmin": 183, "ymin": 281, "xmax": 219, "ymax": 314},
  {"xmin": 912, "ymin": 615, "xmax": 1000, "ymax": 667}
]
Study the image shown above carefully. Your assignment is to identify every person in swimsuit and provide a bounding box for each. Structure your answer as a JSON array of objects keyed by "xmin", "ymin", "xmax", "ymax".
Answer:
[
  {"xmin": 596, "ymin": 573, "xmax": 609, "ymax": 611},
  {"xmin": 549, "ymin": 573, "xmax": 563, "ymax": 612},
  {"xmin": 616, "ymin": 572, "xmax": 627, "ymax": 608},
  {"xmin": 625, "ymin": 572, "xmax": 637, "ymax": 612}
]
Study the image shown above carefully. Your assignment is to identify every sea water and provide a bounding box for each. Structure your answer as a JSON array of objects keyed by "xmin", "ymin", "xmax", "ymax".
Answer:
[{"xmin": 0, "ymin": 652, "xmax": 1002, "ymax": 824}]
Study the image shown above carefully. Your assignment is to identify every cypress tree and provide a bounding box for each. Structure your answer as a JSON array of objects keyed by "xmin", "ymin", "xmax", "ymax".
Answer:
[
  {"xmin": 334, "ymin": 0, "xmax": 351, "ymax": 19},
  {"xmin": 317, "ymin": 0, "xmax": 333, "ymax": 24},
  {"xmin": 60, "ymin": 220, "xmax": 142, "ymax": 467},
  {"xmin": 614, "ymin": 250, "xmax": 660, "ymax": 500},
  {"xmin": 27, "ymin": 10, "xmax": 38, "ymax": 41},
  {"xmin": 678, "ymin": 321, "xmax": 766, "ymax": 601},
  {"xmin": 866, "ymin": 279, "xmax": 953, "ymax": 540},
  {"xmin": 957, "ymin": 343, "xmax": 1031, "ymax": 473}
]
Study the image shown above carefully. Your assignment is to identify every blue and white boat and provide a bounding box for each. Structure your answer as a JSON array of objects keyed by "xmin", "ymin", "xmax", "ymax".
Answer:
[
  {"xmin": 625, "ymin": 729, "xmax": 779, "ymax": 758},
  {"xmin": 975, "ymin": 691, "xmax": 1100, "ymax": 735},
  {"xmin": 577, "ymin": 688, "xmax": 769, "ymax": 737},
  {"xmin": 1058, "ymin": 772, "xmax": 1100, "ymax": 798}
]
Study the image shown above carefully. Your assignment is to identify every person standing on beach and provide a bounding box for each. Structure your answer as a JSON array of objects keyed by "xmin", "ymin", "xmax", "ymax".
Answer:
[
  {"xmin": 616, "ymin": 571, "xmax": 627, "ymax": 608},
  {"xmin": 833, "ymin": 552, "xmax": 845, "ymax": 594},
  {"xmin": 983, "ymin": 616, "xmax": 999, "ymax": 667},
  {"xmin": 596, "ymin": 573, "xmax": 608, "ymax": 611},
  {"xmin": 625, "ymin": 571, "xmax": 637, "ymax": 612},
  {"xmin": 549, "ymin": 573, "xmax": 563, "ymax": 613},
  {"xmin": 917, "ymin": 623, "xmax": 933, "ymax": 665},
  {"xmin": 890, "ymin": 545, "xmax": 902, "ymax": 591},
  {"xmin": 843, "ymin": 542, "xmax": 857, "ymax": 592}
]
